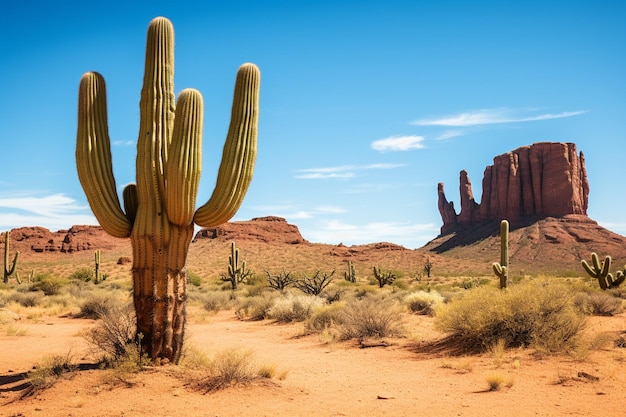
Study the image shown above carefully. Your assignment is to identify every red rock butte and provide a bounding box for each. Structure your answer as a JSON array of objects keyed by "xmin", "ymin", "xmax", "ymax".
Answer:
[{"xmin": 437, "ymin": 142, "xmax": 590, "ymax": 235}]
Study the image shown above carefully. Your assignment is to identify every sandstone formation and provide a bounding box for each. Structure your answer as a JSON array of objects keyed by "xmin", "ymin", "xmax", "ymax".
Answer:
[
  {"xmin": 193, "ymin": 216, "xmax": 307, "ymax": 244},
  {"xmin": 8, "ymin": 225, "xmax": 121, "ymax": 253},
  {"xmin": 437, "ymin": 142, "xmax": 590, "ymax": 235}
]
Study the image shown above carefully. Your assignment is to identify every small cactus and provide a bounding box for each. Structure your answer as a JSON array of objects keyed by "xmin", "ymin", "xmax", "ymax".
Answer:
[
  {"xmin": 373, "ymin": 266, "xmax": 396, "ymax": 288},
  {"xmin": 3, "ymin": 231, "xmax": 20, "ymax": 284},
  {"xmin": 344, "ymin": 261, "xmax": 356, "ymax": 283},
  {"xmin": 94, "ymin": 249, "xmax": 101, "ymax": 284},
  {"xmin": 581, "ymin": 252, "xmax": 625, "ymax": 290},
  {"xmin": 423, "ymin": 257, "xmax": 433, "ymax": 279},
  {"xmin": 221, "ymin": 242, "xmax": 253, "ymax": 290},
  {"xmin": 492, "ymin": 220, "xmax": 509, "ymax": 289}
]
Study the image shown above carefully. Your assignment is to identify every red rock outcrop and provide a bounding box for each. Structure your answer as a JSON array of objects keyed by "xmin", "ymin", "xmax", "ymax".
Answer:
[
  {"xmin": 8, "ymin": 225, "xmax": 125, "ymax": 254},
  {"xmin": 438, "ymin": 142, "xmax": 590, "ymax": 234},
  {"xmin": 193, "ymin": 216, "xmax": 307, "ymax": 244}
]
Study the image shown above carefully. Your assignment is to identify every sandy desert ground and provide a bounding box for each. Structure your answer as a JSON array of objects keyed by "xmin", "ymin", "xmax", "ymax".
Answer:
[{"xmin": 1, "ymin": 304, "xmax": 625, "ymax": 417}]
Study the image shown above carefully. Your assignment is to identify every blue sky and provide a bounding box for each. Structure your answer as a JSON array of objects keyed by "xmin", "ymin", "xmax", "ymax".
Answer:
[{"xmin": 1, "ymin": 0, "xmax": 625, "ymax": 248}]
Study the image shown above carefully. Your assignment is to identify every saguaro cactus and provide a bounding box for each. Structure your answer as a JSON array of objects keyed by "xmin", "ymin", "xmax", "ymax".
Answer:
[
  {"xmin": 581, "ymin": 252, "xmax": 625, "ymax": 290},
  {"xmin": 3, "ymin": 231, "xmax": 20, "ymax": 284},
  {"xmin": 94, "ymin": 250, "xmax": 101, "ymax": 284},
  {"xmin": 492, "ymin": 220, "xmax": 509, "ymax": 289},
  {"xmin": 221, "ymin": 241, "xmax": 253, "ymax": 290},
  {"xmin": 75, "ymin": 17, "xmax": 260, "ymax": 364}
]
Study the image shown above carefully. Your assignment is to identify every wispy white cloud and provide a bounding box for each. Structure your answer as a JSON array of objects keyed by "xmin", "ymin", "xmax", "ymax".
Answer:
[
  {"xmin": 371, "ymin": 135, "xmax": 425, "ymax": 151},
  {"xmin": 0, "ymin": 193, "xmax": 97, "ymax": 231},
  {"xmin": 113, "ymin": 140, "xmax": 135, "ymax": 147},
  {"xmin": 296, "ymin": 163, "xmax": 406, "ymax": 179},
  {"xmin": 435, "ymin": 130, "xmax": 465, "ymax": 141},
  {"xmin": 412, "ymin": 108, "xmax": 586, "ymax": 127},
  {"xmin": 301, "ymin": 219, "xmax": 439, "ymax": 248},
  {"xmin": 247, "ymin": 204, "xmax": 346, "ymax": 220}
]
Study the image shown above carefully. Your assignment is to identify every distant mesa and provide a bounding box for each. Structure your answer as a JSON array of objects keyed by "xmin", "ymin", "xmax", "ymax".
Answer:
[
  {"xmin": 437, "ymin": 142, "xmax": 589, "ymax": 235},
  {"xmin": 429, "ymin": 141, "xmax": 626, "ymax": 263},
  {"xmin": 193, "ymin": 216, "xmax": 308, "ymax": 245}
]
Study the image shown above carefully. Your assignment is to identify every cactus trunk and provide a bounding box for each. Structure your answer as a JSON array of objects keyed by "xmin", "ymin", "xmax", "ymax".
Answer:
[
  {"xmin": 76, "ymin": 17, "xmax": 259, "ymax": 364},
  {"xmin": 492, "ymin": 220, "xmax": 509, "ymax": 289},
  {"xmin": 3, "ymin": 231, "xmax": 19, "ymax": 284}
]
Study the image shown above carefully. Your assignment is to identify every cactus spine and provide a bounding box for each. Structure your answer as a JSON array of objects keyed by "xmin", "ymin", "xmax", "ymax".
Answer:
[
  {"xmin": 581, "ymin": 252, "xmax": 625, "ymax": 290},
  {"xmin": 3, "ymin": 231, "xmax": 20, "ymax": 284},
  {"xmin": 492, "ymin": 220, "xmax": 509, "ymax": 289},
  {"xmin": 75, "ymin": 17, "xmax": 260, "ymax": 364}
]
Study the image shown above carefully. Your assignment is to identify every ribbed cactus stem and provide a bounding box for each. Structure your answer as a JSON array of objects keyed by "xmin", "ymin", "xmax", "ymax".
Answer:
[
  {"xmin": 492, "ymin": 220, "xmax": 509, "ymax": 289},
  {"xmin": 75, "ymin": 17, "xmax": 259, "ymax": 364},
  {"xmin": 3, "ymin": 231, "xmax": 19, "ymax": 284}
]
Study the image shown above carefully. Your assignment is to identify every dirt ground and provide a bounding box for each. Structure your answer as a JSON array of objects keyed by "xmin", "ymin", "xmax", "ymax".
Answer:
[{"xmin": 1, "ymin": 308, "xmax": 625, "ymax": 417}]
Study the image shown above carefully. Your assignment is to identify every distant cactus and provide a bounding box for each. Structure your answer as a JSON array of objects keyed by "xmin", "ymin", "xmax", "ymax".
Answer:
[
  {"xmin": 3, "ymin": 231, "xmax": 20, "ymax": 284},
  {"xmin": 373, "ymin": 266, "xmax": 396, "ymax": 288},
  {"xmin": 492, "ymin": 220, "xmax": 509, "ymax": 289},
  {"xmin": 94, "ymin": 250, "xmax": 101, "ymax": 284},
  {"xmin": 423, "ymin": 257, "xmax": 433, "ymax": 279},
  {"xmin": 221, "ymin": 242, "xmax": 253, "ymax": 290},
  {"xmin": 344, "ymin": 261, "xmax": 356, "ymax": 283},
  {"xmin": 581, "ymin": 252, "xmax": 625, "ymax": 290}
]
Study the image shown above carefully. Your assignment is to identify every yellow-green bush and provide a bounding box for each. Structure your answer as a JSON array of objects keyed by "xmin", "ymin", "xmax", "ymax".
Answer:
[{"xmin": 435, "ymin": 280, "xmax": 586, "ymax": 353}]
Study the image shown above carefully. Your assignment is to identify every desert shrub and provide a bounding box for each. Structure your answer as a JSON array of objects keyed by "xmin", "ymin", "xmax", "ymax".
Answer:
[
  {"xmin": 32, "ymin": 275, "xmax": 68, "ymax": 296},
  {"xmin": 7, "ymin": 291, "xmax": 44, "ymax": 307},
  {"xmin": 78, "ymin": 294, "xmax": 120, "ymax": 319},
  {"xmin": 235, "ymin": 292, "xmax": 277, "ymax": 321},
  {"xmin": 294, "ymin": 270, "xmax": 335, "ymax": 295},
  {"xmin": 338, "ymin": 295, "xmax": 405, "ymax": 340},
  {"xmin": 187, "ymin": 271, "xmax": 203, "ymax": 287},
  {"xmin": 194, "ymin": 349, "xmax": 259, "ymax": 392},
  {"xmin": 70, "ymin": 267, "xmax": 95, "ymax": 282},
  {"xmin": 576, "ymin": 291, "xmax": 624, "ymax": 316},
  {"xmin": 26, "ymin": 352, "xmax": 76, "ymax": 396},
  {"xmin": 85, "ymin": 302, "xmax": 136, "ymax": 361},
  {"xmin": 404, "ymin": 290, "xmax": 445, "ymax": 315},
  {"xmin": 267, "ymin": 294, "xmax": 325, "ymax": 323},
  {"xmin": 435, "ymin": 280, "xmax": 587, "ymax": 352},
  {"xmin": 266, "ymin": 270, "xmax": 296, "ymax": 291},
  {"xmin": 304, "ymin": 302, "xmax": 347, "ymax": 334},
  {"xmin": 199, "ymin": 291, "xmax": 234, "ymax": 313}
]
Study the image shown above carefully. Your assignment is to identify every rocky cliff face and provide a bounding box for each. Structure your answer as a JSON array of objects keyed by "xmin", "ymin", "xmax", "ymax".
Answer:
[{"xmin": 438, "ymin": 142, "xmax": 590, "ymax": 235}]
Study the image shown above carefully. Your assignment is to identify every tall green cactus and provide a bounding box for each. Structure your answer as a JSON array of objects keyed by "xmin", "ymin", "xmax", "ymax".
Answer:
[
  {"xmin": 3, "ymin": 231, "xmax": 20, "ymax": 284},
  {"xmin": 344, "ymin": 260, "xmax": 356, "ymax": 282},
  {"xmin": 221, "ymin": 241, "xmax": 253, "ymax": 290},
  {"xmin": 94, "ymin": 249, "xmax": 101, "ymax": 284},
  {"xmin": 75, "ymin": 17, "xmax": 259, "ymax": 364},
  {"xmin": 492, "ymin": 220, "xmax": 509, "ymax": 289},
  {"xmin": 581, "ymin": 252, "xmax": 625, "ymax": 290}
]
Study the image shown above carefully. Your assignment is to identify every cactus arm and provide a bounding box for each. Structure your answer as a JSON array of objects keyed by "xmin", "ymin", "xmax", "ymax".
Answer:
[
  {"xmin": 194, "ymin": 63, "xmax": 260, "ymax": 227},
  {"xmin": 76, "ymin": 72, "xmax": 132, "ymax": 238},
  {"xmin": 165, "ymin": 89, "xmax": 203, "ymax": 226},
  {"xmin": 613, "ymin": 271, "xmax": 626, "ymax": 288}
]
